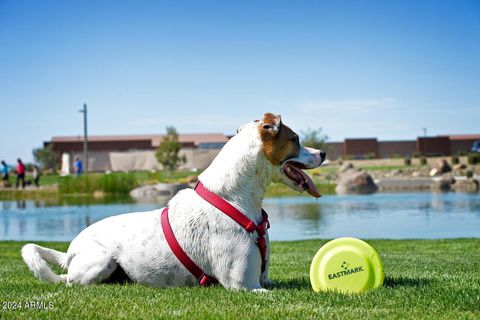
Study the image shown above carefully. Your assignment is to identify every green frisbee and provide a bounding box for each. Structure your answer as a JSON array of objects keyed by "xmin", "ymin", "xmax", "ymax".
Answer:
[{"xmin": 310, "ymin": 237, "xmax": 384, "ymax": 294}]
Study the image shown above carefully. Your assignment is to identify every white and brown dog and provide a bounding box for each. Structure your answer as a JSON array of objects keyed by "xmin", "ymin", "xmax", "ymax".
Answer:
[{"xmin": 22, "ymin": 113, "xmax": 325, "ymax": 291}]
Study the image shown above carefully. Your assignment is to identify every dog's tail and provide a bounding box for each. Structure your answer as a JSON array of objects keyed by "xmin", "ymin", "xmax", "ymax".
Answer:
[{"xmin": 21, "ymin": 243, "xmax": 68, "ymax": 284}]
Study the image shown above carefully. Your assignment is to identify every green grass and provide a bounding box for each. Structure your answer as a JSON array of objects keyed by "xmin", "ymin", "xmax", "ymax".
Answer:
[
  {"xmin": 58, "ymin": 173, "xmax": 139, "ymax": 195},
  {"xmin": 1, "ymin": 239, "xmax": 478, "ymax": 319},
  {"xmin": 0, "ymin": 188, "xmax": 60, "ymax": 201},
  {"xmin": 2, "ymin": 169, "xmax": 337, "ymax": 200},
  {"xmin": 265, "ymin": 182, "xmax": 336, "ymax": 197},
  {"xmin": 357, "ymin": 165, "xmax": 423, "ymax": 171}
]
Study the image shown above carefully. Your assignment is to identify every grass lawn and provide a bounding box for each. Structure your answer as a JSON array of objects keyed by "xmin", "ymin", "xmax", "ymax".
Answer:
[{"xmin": 1, "ymin": 239, "xmax": 479, "ymax": 319}]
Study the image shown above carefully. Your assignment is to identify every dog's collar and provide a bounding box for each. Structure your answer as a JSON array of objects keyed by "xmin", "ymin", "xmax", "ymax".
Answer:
[{"xmin": 161, "ymin": 180, "xmax": 270, "ymax": 287}]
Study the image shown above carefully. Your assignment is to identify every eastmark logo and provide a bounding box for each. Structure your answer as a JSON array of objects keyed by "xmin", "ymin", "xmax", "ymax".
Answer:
[{"xmin": 328, "ymin": 261, "xmax": 364, "ymax": 280}]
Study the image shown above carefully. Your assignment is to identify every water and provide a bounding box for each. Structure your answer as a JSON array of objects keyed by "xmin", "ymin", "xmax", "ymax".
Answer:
[{"xmin": 1, "ymin": 192, "xmax": 479, "ymax": 241}]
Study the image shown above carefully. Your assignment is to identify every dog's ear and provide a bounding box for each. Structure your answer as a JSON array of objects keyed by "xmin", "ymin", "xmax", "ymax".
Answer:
[{"xmin": 261, "ymin": 113, "xmax": 282, "ymax": 138}]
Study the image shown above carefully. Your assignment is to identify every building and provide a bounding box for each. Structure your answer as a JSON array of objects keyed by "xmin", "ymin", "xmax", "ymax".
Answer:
[
  {"xmin": 45, "ymin": 133, "xmax": 229, "ymax": 172},
  {"xmin": 325, "ymin": 134, "xmax": 480, "ymax": 159},
  {"xmin": 45, "ymin": 132, "xmax": 480, "ymax": 172}
]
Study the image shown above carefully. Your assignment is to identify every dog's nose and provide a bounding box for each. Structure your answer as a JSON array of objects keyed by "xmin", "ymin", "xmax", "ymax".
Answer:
[{"xmin": 319, "ymin": 151, "xmax": 326, "ymax": 162}]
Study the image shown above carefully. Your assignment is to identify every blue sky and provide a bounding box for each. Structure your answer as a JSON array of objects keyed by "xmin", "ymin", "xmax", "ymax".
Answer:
[{"xmin": 1, "ymin": 0, "xmax": 479, "ymax": 162}]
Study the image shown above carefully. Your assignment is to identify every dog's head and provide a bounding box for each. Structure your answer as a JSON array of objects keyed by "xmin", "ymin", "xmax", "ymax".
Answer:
[{"xmin": 238, "ymin": 113, "xmax": 326, "ymax": 197}]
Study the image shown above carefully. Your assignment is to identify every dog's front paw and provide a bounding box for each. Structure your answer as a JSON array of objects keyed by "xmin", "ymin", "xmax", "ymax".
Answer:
[{"xmin": 252, "ymin": 288, "xmax": 270, "ymax": 293}]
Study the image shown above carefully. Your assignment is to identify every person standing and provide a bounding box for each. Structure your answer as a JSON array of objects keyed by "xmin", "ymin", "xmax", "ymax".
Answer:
[
  {"xmin": 33, "ymin": 164, "xmax": 40, "ymax": 188},
  {"xmin": 16, "ymin": 159, "xmax": 26, "ymax": 189},
  {"xmin": 1, "ymin": 160, "xmax": 9, "ymax": 185},
  {"xmin": 75, "ymin": 157, "xmax": 83, "ymax": 176}
]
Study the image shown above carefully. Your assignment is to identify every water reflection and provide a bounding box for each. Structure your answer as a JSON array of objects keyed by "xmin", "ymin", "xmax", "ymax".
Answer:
[{"xmin": 1, "ymin": 192, "xmax": 479, "ymax": 241}]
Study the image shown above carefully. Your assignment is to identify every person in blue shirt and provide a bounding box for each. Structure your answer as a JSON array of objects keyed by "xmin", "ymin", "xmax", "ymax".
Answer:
[
  {"xmin": 74, "ymin": 157, "xmax": 83, "ymax": 175},
  {"xmin": 1, "ymin": 160, "xmax": 9, "ymax": 184}
]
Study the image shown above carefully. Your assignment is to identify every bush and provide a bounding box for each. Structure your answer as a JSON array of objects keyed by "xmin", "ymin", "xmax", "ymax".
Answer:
[
  {"xmin": 412, "ymin": 152, "xmax": 422, "ymax": 158},
  {"xmin": 59, "ymin": 173, "xmax": 139, "ymax": 195},
  {"xmin": 420, "ymin": 157, "xmax": 428, "ymax": 165},
  {"xmin": 451, "ymin": 155, "xmax": 460, "ymax": 165},
  {"xmin": 404, "ymin": 157, "xmax": 412, "ymax": 166},
  {"xmin": 467, "ymin": 153, "xmax": 480, "ymax": 165},
  {"xmin": 365, "ymin": 153, "xmax": 376, "ymax": 160}
]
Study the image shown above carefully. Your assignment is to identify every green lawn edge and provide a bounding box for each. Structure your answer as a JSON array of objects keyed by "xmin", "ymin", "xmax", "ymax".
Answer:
[{"xmin": 1, "ymin": 239, "xmax": 479, "ymax": 319}]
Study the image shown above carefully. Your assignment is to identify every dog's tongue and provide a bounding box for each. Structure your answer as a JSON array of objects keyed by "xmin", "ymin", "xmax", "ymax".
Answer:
[{"xmin": 285, "ymin": 163, "xmax": 321, "ymax": 198}]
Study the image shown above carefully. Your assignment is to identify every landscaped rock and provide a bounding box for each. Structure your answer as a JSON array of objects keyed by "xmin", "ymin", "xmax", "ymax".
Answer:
[
  {"xmin": 429, "ymin": 159, "xmax": 452, "ymax": 177},
  {"xmin": 466, "ymin": 169, "xmax": 474, "ymax": 179},
  {"xmin": 338, "ymin": 162, "xmax": 354, "ymax": 173},
  {"xmin": 130, "ymin": 183, "xmax": 189, "ymax": 200},
  {"xmin": 431, "ymin": 176, "xmax": 455, "ymax": 192},
  {"xmin": 453, "ymin": 179, "xmax": 479, "ymax": 193},
  {"xmin": 336, "ymin": 170, "xmax": 378, "ymax": 195}
]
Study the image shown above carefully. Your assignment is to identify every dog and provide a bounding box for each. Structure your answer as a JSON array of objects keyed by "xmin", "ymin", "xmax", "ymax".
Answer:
[{"xmin": 21, "ymin": 113, "xmax": 325, "ymax": 291}]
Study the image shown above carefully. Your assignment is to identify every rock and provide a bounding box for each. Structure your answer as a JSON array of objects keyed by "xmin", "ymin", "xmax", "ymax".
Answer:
[
  {"xmin": 412, "ymin": 171, "xmax": 422, "ymax": 177},
  {"xmin": 466, "ymin": 169, "xmax": 474, "ymax": 179},
  {"xmin": 431, "ymin": 176, "xmax": 455, "ymax": 192},
  {"xmin": 453, "ymin": 164, "xmax": 467, "ymax": 171},
  {"xmin": 93, "ymin": 191, "xmax": 105, "ymax": 199},
  {"xmin": 130, "ymin": 183, "xmax": 189, "ymax": 200},
  {"xmin": 453, "ymin": 179, "xmax": 479, "ymax": 193},
  {"xmin": 430, "ymin": 159, "xmax": 451, "ymax": 177},
  {"xmin": 336, "ymin": 170, "xmax": 378, "ymax": 195},
  {"xmin": 338, "ymin": 162, "xmax": 354, "ymax": 173}
]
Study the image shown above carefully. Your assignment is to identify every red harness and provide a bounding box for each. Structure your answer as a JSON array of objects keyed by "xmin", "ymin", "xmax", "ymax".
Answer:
[{"xmin": 161, "ymin": 181, "xmax": 270, "ymax": 286}]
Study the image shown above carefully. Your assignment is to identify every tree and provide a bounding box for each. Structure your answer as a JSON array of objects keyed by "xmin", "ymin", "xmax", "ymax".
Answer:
[
  {"xmin": 300, "ymin": 128, "xmax": 329, "ymax": 151},
  {"xmin": 32, "ymin": 145, "xmax": 58, "ymax": 170},
  {"xmin": 155, "ymin": 126, "xmax": 186, "ymax": 172}
]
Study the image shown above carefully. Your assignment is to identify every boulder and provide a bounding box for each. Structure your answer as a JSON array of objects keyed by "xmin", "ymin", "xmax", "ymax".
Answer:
[
  {"xmin": 338, "ymin": 162, "xmax": 354, "ymax": 173},
  {"xmin": 466, "ymin": 169, "xmax": 474, "ymax": 179},
  {"xmin": 429, "ymin": 159, "xmax": 452, "ymax": 177},
  {"xmin": 130, "ymin": 183, "xmax": 189, "ymax": 201},
  {"xmin": 431, "ymin": 176, "xmax": 455, "ymax": 192},
  {"xmin": 453, "ymin": 179, "xmax": 479, "ymax": 193},
  {"xmin": 336, "ymin": 170, "xmax": 378, "ymax": 195}
]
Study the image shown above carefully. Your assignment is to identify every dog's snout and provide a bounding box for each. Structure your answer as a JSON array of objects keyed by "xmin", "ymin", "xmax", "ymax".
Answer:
[{"xmin": 319, "ymin": 151, "xmax": 326, "ymax": 162}]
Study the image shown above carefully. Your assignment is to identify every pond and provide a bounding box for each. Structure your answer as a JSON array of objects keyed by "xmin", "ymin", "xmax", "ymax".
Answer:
[{"xmin": 1, "ymin": 192, "xmax": 479, "ymax": 241}]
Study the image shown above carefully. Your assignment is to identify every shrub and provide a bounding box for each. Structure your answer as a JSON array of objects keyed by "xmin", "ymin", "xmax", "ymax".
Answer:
[
  {"xmin": 365, "ymin": 153, "xmax": 376, "ymax": 160},
  {"xmin": 404, "ymin": 157, "xmax": 412, "ymax": 166},
  {"xmin": 412, "ymin": 152, "xmax": 422, "ymax": 158},
  {"xmin": 420, "ymin": 157, "xmax": 428, "ymax": 165},
  {"xmin": 156, "ymin": 127, "xmax": 186, "ymax": 172},
  {"xmin": 32, "ymin": 145, "xmax": 58, "ymax": 170},
  {"xmin": 467, "ymin": 153, "xmax": 480, "ymax": 165},
  {"xmin": 59, "ymin": 173, "xmax": 139, "ymax": 195},
  {"xmin": 451, "ymin": 155, "xmax": 460, "ymax": 165}
]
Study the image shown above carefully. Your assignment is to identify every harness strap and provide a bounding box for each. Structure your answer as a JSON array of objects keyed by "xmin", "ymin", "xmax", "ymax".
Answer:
[
  {"xmin": 195, "ymin": 181, "xmax": 270, "ymax": 273},
  {"xmin": 161, "ymin": 207, "xmax": 218, "ymax": 286},
  {"xmin": 160, "ymin": 181, "xmax": 270, "ymax": 287},
  {"xmin": 194, "ymin": 181, "xmax": 257, "ymax": 232}
]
